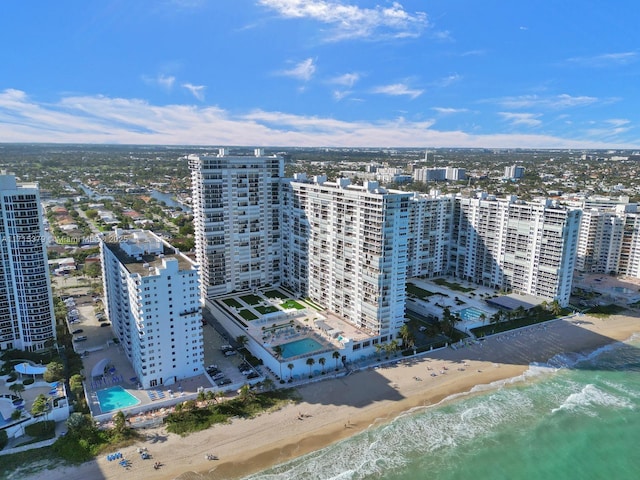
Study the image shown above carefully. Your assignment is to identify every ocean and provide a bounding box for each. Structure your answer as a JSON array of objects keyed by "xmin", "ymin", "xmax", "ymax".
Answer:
[{"xmin": 241, "ymin": 335, "xmax": 640, "ymax": 480}]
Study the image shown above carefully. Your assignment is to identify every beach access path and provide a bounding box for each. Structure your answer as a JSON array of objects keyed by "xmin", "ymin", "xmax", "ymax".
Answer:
[{"xmin": 15, "ymin": 312, "xmax": 640, "ymax": 480}]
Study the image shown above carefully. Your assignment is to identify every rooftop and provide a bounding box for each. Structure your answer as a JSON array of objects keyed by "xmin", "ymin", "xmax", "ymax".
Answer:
[{"xmin": 104, "ymin": 230, "xmax": 195, "ymax": 276}]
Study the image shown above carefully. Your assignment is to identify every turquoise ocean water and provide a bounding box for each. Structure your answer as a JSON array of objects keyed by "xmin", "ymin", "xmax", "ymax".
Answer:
[{"xmin": 241, "ymin": 335, "xmax": 640, "ymax": 480}]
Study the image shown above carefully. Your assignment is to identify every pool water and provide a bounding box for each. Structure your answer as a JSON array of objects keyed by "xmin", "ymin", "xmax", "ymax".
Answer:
[
  {"xmin": 457, "ymin": 306, "xmax": 489, "ymax": 321},
  {"xmin": 611, "ymin": 286, "xmax": 635, "ymax": 294},
  {"xmin": 96, "ymin": 386, "xmax": 140, "ymax": 413},
  {"xmin": 280, "ymin": 338, "xmax": 324, "ymax": 359}
]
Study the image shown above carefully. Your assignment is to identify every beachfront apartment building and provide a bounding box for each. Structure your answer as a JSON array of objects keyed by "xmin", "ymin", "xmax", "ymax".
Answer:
[
  {"xmin": 100, "ymin": 229, "xmax": 203, "ymax": 389},
  {"xmin": 574, "ymin": 199, "xmax": 640, "ymax": 277},
  {"xmin": 188, "ymin": 149, "xmax": 283, "ymax": 299},
  {"xmin": 281, "ymin": 175, "xmax": 412, "ymax": 338},
  {"xmin": 406, "ymin": 192, "xmax": 454, "ymax": 278},
  {"xmin": 190, "ymin": 148, "xmax": 582, "ymax": 332},
  {"xmin": 452, "ymin": 193, "xmax": 581, "ymax": 307},
  {"xmin": 0, "ymin": 174, "xmax": 56, "ymax": 352}
]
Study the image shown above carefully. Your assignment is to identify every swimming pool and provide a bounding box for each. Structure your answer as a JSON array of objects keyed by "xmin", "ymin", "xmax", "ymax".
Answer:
[
  {"xmin": 96, "ymin": 386, "xmax": 140, "ymax": 413},
  {"xmin": 279, "ymin": 338, "xmax": 324, "ymax": 359},
  {"xmin": 611, "ymin": 286, "xmax": 636, "ymax": 294},
  {"xmin": 457, "ymin": 306, "xmax": 489, "ymax": 321}
]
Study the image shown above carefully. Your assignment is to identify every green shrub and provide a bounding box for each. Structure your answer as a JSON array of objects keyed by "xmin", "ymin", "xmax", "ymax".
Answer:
[
  {"xmin": 6, "ymin": 375, "xmax": 17, "ymax": 383},
  {"xmin": 25, "ymin": 421, "xmax": 56, "ymax": 439},
  {"xmin": 0, "ymin": 430, "xmax": 7, "ymax": 450},
  {"xmin": 23, "ymin": 378, "xmax": 34, "ymax": 386}
]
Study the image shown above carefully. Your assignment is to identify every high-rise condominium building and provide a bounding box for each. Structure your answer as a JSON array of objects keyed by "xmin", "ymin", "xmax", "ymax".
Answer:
[
  {"xmin": 281, "ymin": 175, "xmax": 411, "ymax": 337},
  {"xmin": 100, "ymin": 229, "xmax": 203, "ymax": 389},
  {"xmin": 453, "ymin": 194, "xmax": 581, "ymax": 306},
  {"xmin": 504, "ymin": 165, "xmax": 525, "ymax": 180},
  {"xmin": 189, "ymin": 148, "xmax": 283, "ymax": 298},
  {"xmin": 575, "ymin": 200, "xmax": 640, "ymax": 277},
  {"xmin": 0, "ymin": 174, "xmax": 55, "ymax": 352}
]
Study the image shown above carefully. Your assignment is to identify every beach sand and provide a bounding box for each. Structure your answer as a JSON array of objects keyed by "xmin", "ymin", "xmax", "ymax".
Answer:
[{"xmin": 16, "ymin": 312, "xmax": 640, "ymax": 480}]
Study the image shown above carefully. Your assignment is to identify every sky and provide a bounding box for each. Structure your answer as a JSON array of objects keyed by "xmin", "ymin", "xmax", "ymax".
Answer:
[{"xmin": 1, "ymin": 0, "xmax": 640, "ymax": 149}]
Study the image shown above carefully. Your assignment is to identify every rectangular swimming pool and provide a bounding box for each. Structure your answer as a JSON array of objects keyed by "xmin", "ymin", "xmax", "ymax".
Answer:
[
  {"xmin": 457, "ymin": 306, "xmax": 489, "ymax": 321},
  {"xmin": 96, "ymin": 386, "xmax": 140, "ymax": 413},
  {"xmin": 279, "ymin": 338, "xmax": 324, "ymax": 359}
]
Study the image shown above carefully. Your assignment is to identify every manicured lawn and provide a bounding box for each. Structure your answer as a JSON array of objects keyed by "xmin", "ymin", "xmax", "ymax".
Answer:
[
  {"xmin": 432, "ymin": 278, "xmax": 475, "ymax": 293},
  {"xmin": 280, "ymin": 299, "xmax": 305, "ymax": 310},
  {"xmin": 223, "ymin": 298, "xmax": 243, "ymax": 309},
  {"xmin": 255, "ymin": 305, "xmax": 280, "ymax": 315},
  {"xmin": 240, "ymin": 294, "xmax": 263, "ymax": 306},
  {"xmin": 264, "ymin": 289, "xmax": 286, "ymax": 299},
  {"xmin": 406, "ymin": 283, "xmax": 436, "ymax": 299},
  {"xmin": 238, "ymin": 309, "xmax": 259, "ymax": 321}
]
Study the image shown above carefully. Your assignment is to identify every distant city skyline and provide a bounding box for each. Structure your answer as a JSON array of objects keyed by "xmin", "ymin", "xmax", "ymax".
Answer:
[{"xmin": 1, "ymin": 1, "xmax": 639, "ymax": 149}]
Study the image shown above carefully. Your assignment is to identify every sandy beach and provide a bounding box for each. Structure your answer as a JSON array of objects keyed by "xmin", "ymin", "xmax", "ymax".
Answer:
[{"xmin": 16, "ymin": 312, "xmax": 640, "ymax": 480}]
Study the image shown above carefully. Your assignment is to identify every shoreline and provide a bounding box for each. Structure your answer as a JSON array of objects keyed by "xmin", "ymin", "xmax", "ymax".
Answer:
[{"xmin": 17, "ymin": 312, "xmax": 640, "ymax": 480}]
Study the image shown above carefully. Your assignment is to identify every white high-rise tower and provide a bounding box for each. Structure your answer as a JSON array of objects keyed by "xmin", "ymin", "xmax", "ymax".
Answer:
[{"xmin": 0, "ymin": 174, "xmax": 56, "ymax": 352}]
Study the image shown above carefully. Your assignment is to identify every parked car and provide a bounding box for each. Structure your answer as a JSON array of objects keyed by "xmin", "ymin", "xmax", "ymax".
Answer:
[
  {"xmin": 71, "ymin": 329, "xmax": 83, "ymax": 335},
  {"xmin": 224, "ymin": 350, "xmax": 237, "ymax": 357},
  {"xmin": 216, "ymin": 378, "xmax": 232, "ymax": 386},
  {"xmin": 247, "ymin": 372, "xmax": 260, "ymax": 379},
  {"xmin": 100, "ymin": 322, "xmax": 111, "ymax": 327},
  {"xmin": 73, "ymin": 335, "xmax": 88, "ymax": 342},
  {"xmin": 212, "ymin": 373, "xmax": 225, "ymax": 381},
  {"xmin": 207, "ymin": 368, "xmax": 221, "ymax": 376},
  {"xmin": 220, "ymin": 344, "xmax": 233, "ymax": 352}
]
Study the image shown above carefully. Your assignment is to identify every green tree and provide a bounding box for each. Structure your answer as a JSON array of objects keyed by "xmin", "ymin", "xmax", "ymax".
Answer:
[
  {"xmin": 272, "ymin": 345, "xmax": 284, "ymax": 381},
  {"xmin": 318, "ymin": 357, "xmax": 326, "ymax": 374},
  {"xmin": 66, "ymin": 412, "xmax": 93, "ymax": 433},
  {"xmin": 332, "ymin": 351, "xmax": 341, "ymax": 371},
  {"xmin": 550, "ymin": 300, "xmax": 562, "ymax": 316},
  {"xmin": 9, "ymin": 382, "xmax": 25, "ymax": 399},
  {"xmin": 112, "ymin": 411, "xmax": 127, "ymax": 436},
  {"xmin": 44, "ymin": 361, "xmax": 64, "ymax": 383},
  {"xmin": 31, "ymin": 394, "xmax": 49, "ymax": 418},
  {"xmin": 306, "ymin": 358, "xmax": 316, "ymax": 377},
  {"xmin": 69, "ymin": 374, "xmax": 84, "ymax": 398},
  {"xmin": 287, "ymin": 363, "xmax": 294, "ymax": 381},
  {"xmin": 236, "ymin": 335, "xmax": 248, "ymax": 349}
]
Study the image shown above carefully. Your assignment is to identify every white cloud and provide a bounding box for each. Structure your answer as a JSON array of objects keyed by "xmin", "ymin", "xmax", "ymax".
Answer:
[
  {"xmin": 142, "ymin": 74, "xmax": 176, "ymax": 90},
  {"xmin": 432, "ymin": 74, "xmax": 461, "ymax": 88},
  {"xmin": 182, "ymin": 83, "xmax": 206, "ymax": 101},
  {"xmin": 0, "ymin": 88, "xmax": 634, "ymax": 149},
  {"xmin": 371, "ymin": 83, "xmax": 423, "ymax": 99},
  {"xmin": 279, "ymin": 58, "xmax": 317, "ymax": 81},
  {"xmin": 497, "ymin": 94, "xmax": 598, "ymax": 109},
  {"xmin": 432, "ymin": 107, "xmax": 468, "ymax": 115},
  {"xmin": 259, "ymin": 0, "xmax": 428, "ymax": 41},
  {"xmin": 566, "ymin": 52, "xmax": 638, "ymax": 67},
  {"xmin": 329, "ymin": 72, "xmax": 360, "ymax": 87},
  {"xmin": 333, "ymin": 90, "xmax": 352, "ymax": 101},
  {"xmin": 606, "ymin": 118, "xmax": 630, "ymax": 127},
  {"xmin": 498, "ymin": 112, "xmax": 542, "ymax": 127}
]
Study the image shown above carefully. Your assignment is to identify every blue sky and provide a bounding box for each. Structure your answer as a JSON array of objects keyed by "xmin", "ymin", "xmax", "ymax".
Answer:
[{"xmin": 1, "ymin": 0, "xmax": 639, "ymax": 148}]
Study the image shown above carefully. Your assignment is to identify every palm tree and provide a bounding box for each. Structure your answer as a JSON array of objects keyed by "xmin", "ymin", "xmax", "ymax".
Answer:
[
  {"xmin": 375, "ymin": 343, "xmax": 384, "ymax": 360},
  {"xmin": 479, "ymin": 312, "xmax": 487, "ymax": 325},
  {"xmin": 306, "ymin": 358, "xmax": 316, "ymax": 378},
  {"xmin": 332, "ymin": 351, "xmax": 341, "ymax": 371},
  {"xmin": 236, "ymin": 335, "xmax": 248, "ymax": 349},
  {"xmin": 272, "ymin": 345, "xmax": 284, "ymax": 381},
  {"xmin": 388, "ymin": 339, "xmax": 399, "ymax": 357},
  {"xmin": 318, "ymin": 357, "xmax": 326, "ymax": 374},
  {"xmin": 399, "ymin": 324, "xmax": 410, "ymax": 344},
  {"xmin": 287, "ymin": 363, "xmax": 294, "ymax": 381},
  {"xmin": 9, "ymin": 382, "xmax": 25, "ymax": 399},
  {"xmin": 550, "ymin": 299, "xmax": 562, "ymax": 316}
]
